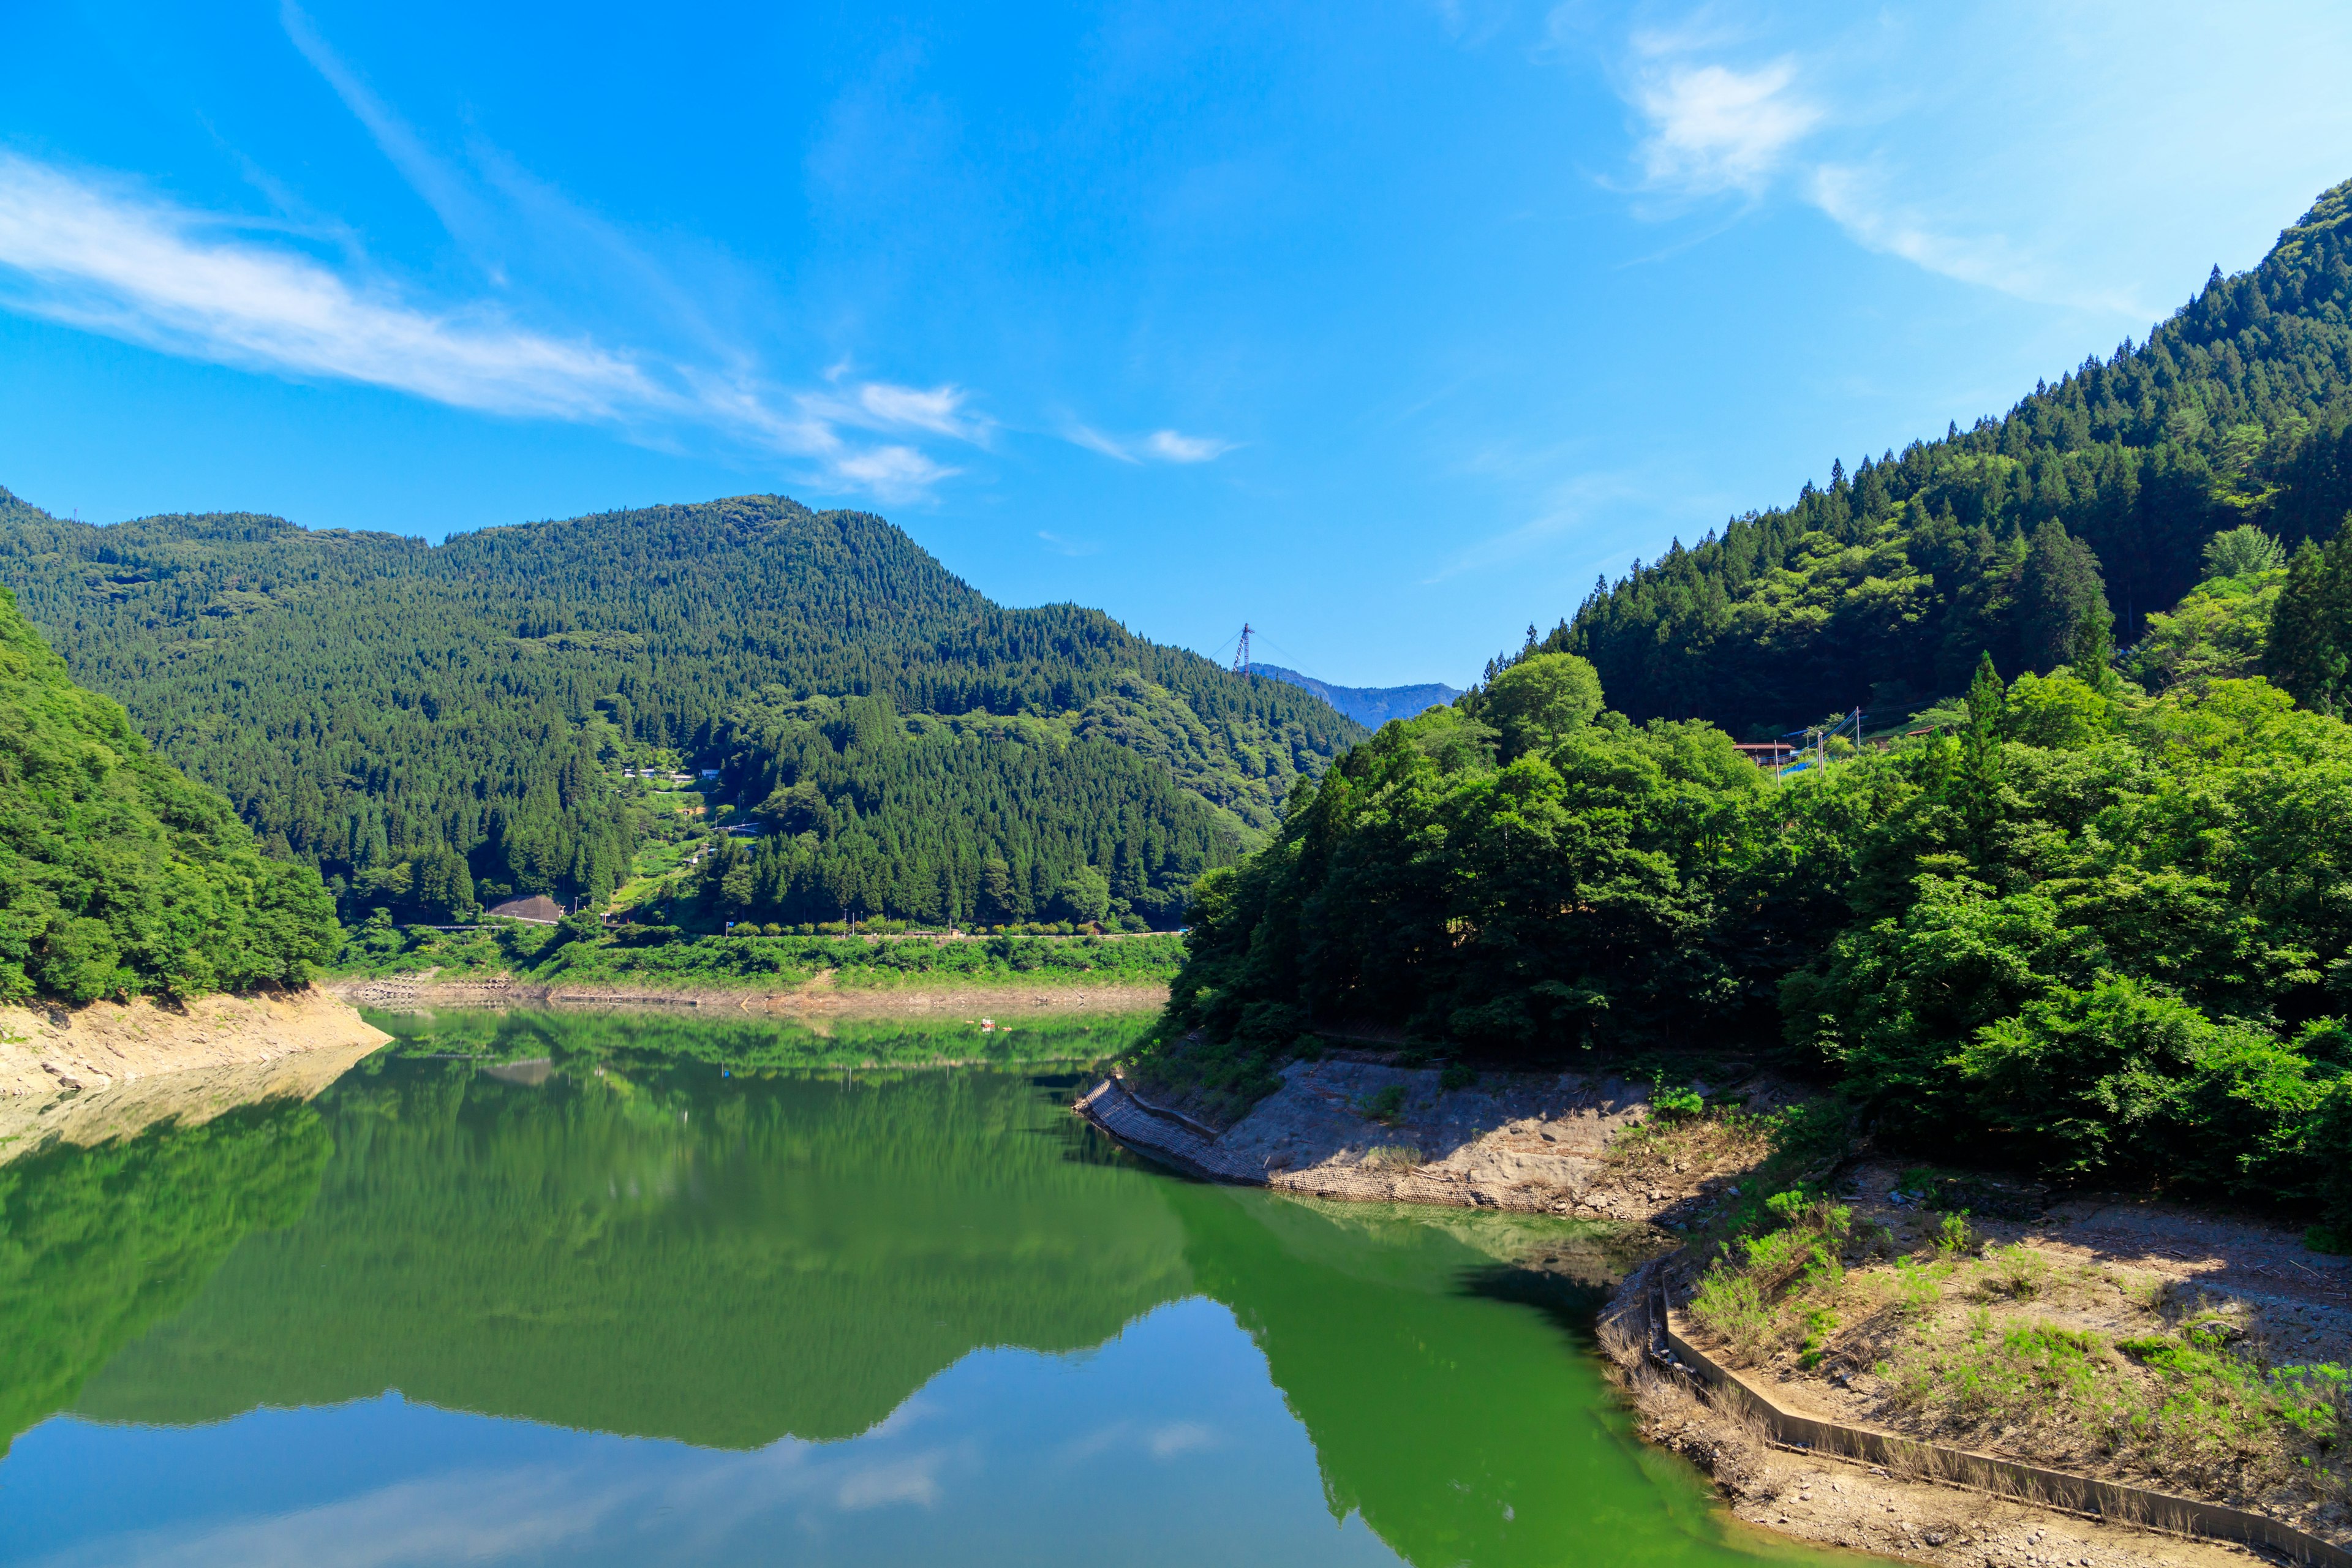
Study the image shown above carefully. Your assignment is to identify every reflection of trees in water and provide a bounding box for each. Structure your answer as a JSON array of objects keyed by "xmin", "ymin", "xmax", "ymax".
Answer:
[
  {"xmin": 17, "ymin": 1040, "xmax": 1779, "ymax": 1566},
  {"xmin": 77, "ymin": 1058, "xmax": 1191, "ymax": 1447},
  {"xmin": 361, "ymin": 1006, "xmax": 1157, "ymax": 1074},
  {"xmin": 0, "ymin": 1099, "xmax": 330, "ymax": 1453},
  {"xmin": 1170, "ymin": 1186, "xmax": 1757, "ymax": 1568}
]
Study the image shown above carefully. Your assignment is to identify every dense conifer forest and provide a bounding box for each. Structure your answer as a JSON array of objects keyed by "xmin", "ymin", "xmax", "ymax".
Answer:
[
  {"xmin": 0, "ymin": 492, "xmax": 1360, "ymax": 926},
  {"xmin": 1546, "ymin": 178, "xmax": 2352, "ymax": 737},
  {"xmin": 1157, "ymin": 178, "xmax": 2352, "ymax": 1235},
  {"xmin": 0, "ymin": 584, "xmax": 335, "ymax": 1002}
]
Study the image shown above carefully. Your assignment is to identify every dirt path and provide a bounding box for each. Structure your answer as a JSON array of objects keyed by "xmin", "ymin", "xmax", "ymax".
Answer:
[{"xmin": 1088, "ymin": 1060, "xmax": 2351, "ymax": 1564}]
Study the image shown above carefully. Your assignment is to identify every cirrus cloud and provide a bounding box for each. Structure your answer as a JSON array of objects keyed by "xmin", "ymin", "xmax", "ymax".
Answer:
[{"xmin": 0, "ymin": 149, "xmax": 979, "ymax": 503}]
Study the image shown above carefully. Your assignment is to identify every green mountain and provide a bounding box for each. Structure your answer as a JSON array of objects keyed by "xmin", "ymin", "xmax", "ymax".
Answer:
[
  {"xmin": 1152, "ymin": 180, "xmax": 2352, "ymax": 1230},
  {"xmin": 0, "ymin": 581, "xmax": 335, "ymax": 1001},
  {"xmin": 1554, "ymin": 177, "xmax": 2352, "ymax": 737},
  {"xmin": 0, "ymin": 492, "xmax": 1362, "ymax": 927}
]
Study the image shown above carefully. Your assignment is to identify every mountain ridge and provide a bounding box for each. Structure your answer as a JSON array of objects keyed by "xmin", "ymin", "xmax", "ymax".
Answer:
[
  {"xmin": 1251, "ymin": 665, "xmax": 1462, "ymax": 728},
  {"xmin": 1549, "ymin": 176, "xmax": 2352, "ymax": 736},
  {"xmin": 0, "ymin": 489, "xmax": 1362, "ymax": 927}
]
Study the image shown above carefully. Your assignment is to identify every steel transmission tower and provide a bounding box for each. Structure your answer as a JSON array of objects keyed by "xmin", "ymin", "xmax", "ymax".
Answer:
[{"xmin": 1232, "ymin": 624, "xmax": 1253, "ymax": 674}]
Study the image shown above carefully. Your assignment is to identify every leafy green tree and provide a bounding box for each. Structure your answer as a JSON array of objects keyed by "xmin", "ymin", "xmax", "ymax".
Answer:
[
  {"xmin": 1479, "ymin": 652, "xmax": 1603, "ymax": 760},
  {"xmin": 0, "ymin": 491, "xmax": 1357, "ymax": 924},
  {"xmin": 1549, "ymin": 178, "xmax": 2352, "ymax": 733},
  {"xmin": 2204, "ymin": 524, "xmax": 2286, "ymax": 578},
  {"xmin": 0, "ymin": 586, "xmax": 335, "ymax": 1001}
]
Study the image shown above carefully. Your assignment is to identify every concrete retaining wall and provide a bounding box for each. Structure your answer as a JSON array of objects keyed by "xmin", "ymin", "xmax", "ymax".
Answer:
[{"xmin": 1653, "ymin": 1292, "xmax": 2352, "ymax": 1567}]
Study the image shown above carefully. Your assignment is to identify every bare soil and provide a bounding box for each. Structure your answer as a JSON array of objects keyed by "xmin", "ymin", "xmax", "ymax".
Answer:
[
  {"xmin": 1090, "ymin": 1059, "xmax": 2352, "ymax": 1562},
  {"xmin": 0, "ymin": 987, "xmax": 390, "ymax": 1159},
  {"xmin": 1107, "ymin": 1052, "xmax": 1810, "ymax": 1216},
  {"xmin": 1666, "ymin": 1158, "xmax": 2352, "ymax": 1545},
  {"xmin": 1610, "ymin": 1359, "xmax": 2264, "ymax": 1568}
]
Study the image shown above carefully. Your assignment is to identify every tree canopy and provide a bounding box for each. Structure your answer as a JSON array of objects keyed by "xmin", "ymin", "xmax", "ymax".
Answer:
[
  {"xmin": 1547, "ymin": 178, "xmax": 2352, "ymax": 737},
  {"xmin": 0, "ymin": 492, "xmax": 1359, "ymax": 925},
  {"xmin": 0, "ymin": 584, "xmax": 334, "ymax": 1002}
]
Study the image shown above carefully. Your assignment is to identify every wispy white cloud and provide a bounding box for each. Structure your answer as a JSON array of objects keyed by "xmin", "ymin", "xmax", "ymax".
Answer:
[
  {"xmin": 0, "ymin": 153, "xmax": 653, "ymax": 421},
  {"xmin": 1036, "ymin": 529, "xmax": 1101, "ymax": 556},
  {"xmin": 1063, "ymin": 424, "xmax": 1236, "ymax": 464},
  {"xmin": 1146, "ymin": 1421, "xmax": 1216, "ymax": 1458},
  {"xmin": 0, "ymin": 151, "xmax": 976, "ymax": 503},
  {"xmin": 1598, "ymin": 7, "xmax": 2254, "ymax": 317},
  {"xmin": 1144, "ymin": 429, "xmax": 1234, "ymax": 462},
  {"xmin": 1063, "ymin": 424, "xmax": 1139, "ymax": 463},
  {"xmin": 1627, "ymin": 55, "xmax": 1818, "ymax": 197},
  {"xmin": 1423, "ymin": 470, "xmax": 1650, "ymax": 582},
  {"xmin": 1804, "ymin": 164, "xmax": 2142, "ymax": 316},
  {"xmin": 833, "ymin": 1454, "xmax": 943, "ymax": 1510},
  {"xmin": 278, "ymin": 1, "xmax": 500, "ymax": 271}
]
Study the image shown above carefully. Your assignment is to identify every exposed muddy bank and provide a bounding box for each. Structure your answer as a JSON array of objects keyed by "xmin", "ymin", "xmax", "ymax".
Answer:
[
  {"xmin": 1077, "ymin": 1057, "xmax": 1800, "ymax": 1220},
  {"xmin": 0, "ymin": 988, "xmax": 390, "ymax": 1155},
  {"xmin": 328, "ymin": 973, "xmax": 1168, "ymax": 1018}
]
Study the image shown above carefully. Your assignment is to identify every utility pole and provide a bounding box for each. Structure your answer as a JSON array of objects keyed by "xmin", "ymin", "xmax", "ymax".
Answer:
[{"xmin": 1232, "ymin": 624, "xmax": 1253, "ymax": 675}]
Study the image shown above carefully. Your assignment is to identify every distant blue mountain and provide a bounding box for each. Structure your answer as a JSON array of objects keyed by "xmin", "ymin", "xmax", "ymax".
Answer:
[{"xmin": 1253, "ymin": 665, "xmax": 1462, "ymax": 729}]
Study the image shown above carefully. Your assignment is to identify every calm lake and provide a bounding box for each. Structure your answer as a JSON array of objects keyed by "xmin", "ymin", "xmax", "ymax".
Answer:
[{"xmin": 0, "ymin": 1011, "xmax": 1853, "ymax": 1567}]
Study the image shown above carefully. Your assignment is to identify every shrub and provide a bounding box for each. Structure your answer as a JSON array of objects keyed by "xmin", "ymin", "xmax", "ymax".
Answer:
[{"xmin": 1691, "ymin": 1270, "xmax": 1775, "ymax": 1365}]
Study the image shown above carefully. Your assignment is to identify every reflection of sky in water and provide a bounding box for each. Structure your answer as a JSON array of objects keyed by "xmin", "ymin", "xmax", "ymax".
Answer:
[{"xmin": 1, "ymin": 1301, "xmax": 1398, "ymax": 1568}]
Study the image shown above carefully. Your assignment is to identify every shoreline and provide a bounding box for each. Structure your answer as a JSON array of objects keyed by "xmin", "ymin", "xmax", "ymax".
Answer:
[
  {"xmin": 1079, "ymin": 1062, "xmax": 2348, "ymax": 1566},
  {"xmin": 326, "ymin": 973, "xmax": 1169, "ymax": 1017},
  {"xmin": 0, "ymin": 987, "xmax": 391, "ymax": 1159}
]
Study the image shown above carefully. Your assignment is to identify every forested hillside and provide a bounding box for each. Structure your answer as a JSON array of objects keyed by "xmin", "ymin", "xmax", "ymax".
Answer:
[
  {"xmin": 1151, "ymin": 177, "xmax": 2352, "ymax": 1234},
  {"xmin": 1550, "ymin": 178, "xmax": 2352, "ymax": 736},
  {"xmin": 692, "ymin": 693, "xmax": 1242, "ymax": 927},
  {"xmin": 0, "ymin": 492, "xmax": 1360, "ymax": 925},
  {"xmin": 0, "ymin": 584, "xmax": 334, "ymax": 1001}
]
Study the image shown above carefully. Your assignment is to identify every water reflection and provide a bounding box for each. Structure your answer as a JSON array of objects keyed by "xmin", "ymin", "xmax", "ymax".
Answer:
[
  {"xmin": 78, "ymin": 1052, "xmax": 1190, "ymax": 1448},
  {"xmin": 0, "ymin": 1012, "xmax": 1855, "ymax": 1568}
]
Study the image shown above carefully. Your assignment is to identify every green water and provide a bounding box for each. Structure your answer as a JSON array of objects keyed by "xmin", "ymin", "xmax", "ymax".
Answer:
[{"xmin": 0, "ymin": 1011, "xmax": 1858, "ymax": 1567}]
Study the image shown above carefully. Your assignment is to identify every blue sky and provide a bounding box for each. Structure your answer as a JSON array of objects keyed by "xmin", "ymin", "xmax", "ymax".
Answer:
[{"xmin": 2, "ymin": 2, "xmax": 2350, "ymax": 686}]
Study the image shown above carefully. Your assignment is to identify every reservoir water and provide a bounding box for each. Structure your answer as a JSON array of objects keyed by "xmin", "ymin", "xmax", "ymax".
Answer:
[{"xmin": 0, "ymin": 1011, "xmax": 1855, "ymax": 1567}]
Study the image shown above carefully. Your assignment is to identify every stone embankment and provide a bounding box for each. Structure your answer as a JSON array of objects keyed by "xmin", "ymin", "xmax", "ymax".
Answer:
[{"xmin": 0, "ymin": 987, "xmax": 390, "ymax": 1158}]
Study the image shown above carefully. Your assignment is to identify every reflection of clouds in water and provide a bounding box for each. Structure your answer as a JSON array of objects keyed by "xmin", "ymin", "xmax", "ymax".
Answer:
[
  {"xmin": 1048, "ymin": 1416, "xmax": 1218, "ymax": 1466},
  {"xmin": 835, "ymin": 1453, "xmax": 943, "ymax": 1509},
  {"xmin": 1147, "ymin": 1422, "xmax": 1215, "ymax": 1459},
  {"xmin": 29, "ymin": 1434, "xmax": 970, "ymax": 1568},
  {"xmin": 29, "ymin": 1465, "xmax": 621, "ymax": 1568}
]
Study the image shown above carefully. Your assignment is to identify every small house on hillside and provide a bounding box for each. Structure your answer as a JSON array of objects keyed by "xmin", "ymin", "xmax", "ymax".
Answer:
[
  {"xmin": 1733, "ymin": 742, "xmax": 1797, "ymax": 771},
  {"xmin": 485, "ymin": 894, "xmax": 566, "ymax": 924}
]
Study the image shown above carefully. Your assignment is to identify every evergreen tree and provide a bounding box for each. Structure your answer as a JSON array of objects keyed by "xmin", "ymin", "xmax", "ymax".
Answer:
[
  {"xmin": 2267, "ymin": 533, "xmax": 2352, "ymax": 712},
  {"xmin": 2015, "ymin": 520, "xmax": 2112, "ymax": 674},
  {"xmin": 1552, "ymin": 177, "xmax": 2352, "ymax": 734}
]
